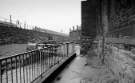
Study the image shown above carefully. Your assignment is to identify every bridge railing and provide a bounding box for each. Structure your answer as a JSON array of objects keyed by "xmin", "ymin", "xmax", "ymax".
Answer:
[{"xmin": 0, "ymin": 42, "xmax": 75, "ymax": 83}]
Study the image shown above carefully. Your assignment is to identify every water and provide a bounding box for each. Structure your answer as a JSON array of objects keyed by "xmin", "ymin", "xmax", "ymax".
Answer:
[{"xmin": 0, "ymin": 44, "xmax": 27, "ymax": 58}]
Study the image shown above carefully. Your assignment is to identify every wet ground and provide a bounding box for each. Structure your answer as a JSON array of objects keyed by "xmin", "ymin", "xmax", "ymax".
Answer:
[
  {"xmin": 52, "ymin": 56, "xmax": 92, "ymax": 83},
  {"xmin": 52, "ymin": 51, "xmax": 113, "ymax": 83},
  {"xmin": 52, "ymin": 46, "xmax": 135, "ymax": 83}
]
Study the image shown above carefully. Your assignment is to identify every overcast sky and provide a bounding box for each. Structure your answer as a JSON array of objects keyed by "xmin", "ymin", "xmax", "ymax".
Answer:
[{"xmin": 0, "ymin": 0, "xmax": 81, "ymax": 34}]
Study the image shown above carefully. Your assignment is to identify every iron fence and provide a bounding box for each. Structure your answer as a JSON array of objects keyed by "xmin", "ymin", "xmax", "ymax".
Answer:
[{"xmin": 0, "ymin": 43, "xmax": 75, "ymax": 83}]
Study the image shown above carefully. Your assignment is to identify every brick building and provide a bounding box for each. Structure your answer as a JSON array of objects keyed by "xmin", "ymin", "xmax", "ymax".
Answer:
[
  {"xmin": 81, "ymin": 0, "xmax": 100, "ymax": 39},
  {"xmin": 69, "ymin": 26, "xmax": 81, "ymax": 43},
  {"xmin": 108, "ymin": 0, "xmax": 135, "ymax": 38},
  {"xmin": 80, "ymin": 0, "xmax": 102, "ymax": 53}
]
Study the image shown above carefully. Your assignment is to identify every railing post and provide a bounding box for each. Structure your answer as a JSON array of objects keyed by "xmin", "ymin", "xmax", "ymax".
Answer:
[
  {"xmin": 31, "ymin": 52, "xmax": 34, "ymax": 81},
  {"xmin": 48, "ymin": 47, "xmax": 51, "ymax": 67},
  {"xmin": 40, "ymin": 49, "xmax": 43, "ymax": 77},
  {"xmin": 22, "ymin": 54, "xmax": 25, "ymax": 83},
  {"xmin": 71, "ymin": 43, "xmax": 74, "ymax": 54},
  {"xmin": 5, "ymin": 59, "xmax": 8, "ymax": 83},
  {"xmin": 52, "ymin": 46, "xmax": 54, "ymax": 66},
  {"xmin": 28, "ymin": 53, "xmax": 31, "ymax": 82},
  {"xmin": 15, "ymin": 56, "xmax": 18, "ymax": 83},
  {"xmin": 19, "ymin": 56, "xmax": 22, "ymax": 83},
  {"xmin": 25, "ymin": 54, "xmax": 28, "ymax": 83},
  {"xmin": 0, "ymin": 60, "xmax": 2, "ymax": 83},
  {"xmin": 54, "ymin": 46, "xmax": 57, "ymax": 65},
  {"xmin": 11, "ymin": 58, "xmax": 13, "ymax": 83},
  {"xmin": 50, "ymin": 46, "xmax": 52, "ymax": 68},
  {"xmin": 66, "ymin": 43, "xmax": 69, "ymax": 57}
]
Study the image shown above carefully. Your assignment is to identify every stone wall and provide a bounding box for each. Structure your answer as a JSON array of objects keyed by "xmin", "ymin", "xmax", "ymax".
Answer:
[{"xmin": 108, "ymin": 0, "xmax": 135, "ymax": 38}]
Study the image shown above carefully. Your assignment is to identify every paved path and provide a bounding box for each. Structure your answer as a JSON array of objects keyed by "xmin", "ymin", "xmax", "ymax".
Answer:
[
  {"xmin": 52, "ymin": 53, "xmax": 114, "ymax": 83},
  {"xmin": 52, "ymin": 56, "xmax": 96, "ymax": 83},
  {"xmin": 52, "ymin": 46, "xmax": 135, "ymax": 83}
]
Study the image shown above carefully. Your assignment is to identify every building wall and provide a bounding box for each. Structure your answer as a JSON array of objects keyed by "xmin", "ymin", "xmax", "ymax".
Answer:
[
  {"xmin": 81, "ymin": 0, "xmax": 99, "ymax": 38},
  {"xmin": 69, "ymin": 29, "xmax": 81, "ymax": 42},
  {"xmin": 108, "ymin": 0, "xmax": 135, "ymax": 38}
]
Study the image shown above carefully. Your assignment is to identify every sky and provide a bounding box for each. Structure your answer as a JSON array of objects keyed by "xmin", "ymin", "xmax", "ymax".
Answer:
[{"xmin": 0, "ymin": 0, "xmax": 82, "ymax": 34}]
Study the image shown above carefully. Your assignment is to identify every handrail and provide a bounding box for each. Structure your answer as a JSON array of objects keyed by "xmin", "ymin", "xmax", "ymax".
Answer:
[
  {"xmin": 0, "ymin": 43, "xmax": 68, "ymax": 60},
  {"xmin": 0, "ymin": 42, "xmax": 75, "ymax": 83}
]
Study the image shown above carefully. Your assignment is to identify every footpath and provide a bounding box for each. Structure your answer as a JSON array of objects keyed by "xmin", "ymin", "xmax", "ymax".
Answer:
[
  {"xmin": 52, "ymin": 54, "xmax": 114, "ymax": 83},
  {"xmin": 52, "ymin": 46, "xmax": 135, "ymax": 83}
]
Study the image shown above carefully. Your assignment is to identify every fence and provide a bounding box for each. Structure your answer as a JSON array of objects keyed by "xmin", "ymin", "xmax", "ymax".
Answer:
[{"xmin": 0, "ymin": 43, "xmax": 75, "ymax": 83}]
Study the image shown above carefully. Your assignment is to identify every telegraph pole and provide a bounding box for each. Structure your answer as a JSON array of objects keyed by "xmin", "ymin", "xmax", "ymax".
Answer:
[
  {"xmin": 101, "ymin": 0, "xmax": 108, "ymax": 64},
  {"xmin": 16, "ymin": 20, "xmax": 20, "ymax": 27},
  {"xmin": 9, "ymin": 15, "xmax": 12, "ymax": 24},
  {"xmin": 24, "ymin": 22, "xmax": 26, "ymax": 29}
]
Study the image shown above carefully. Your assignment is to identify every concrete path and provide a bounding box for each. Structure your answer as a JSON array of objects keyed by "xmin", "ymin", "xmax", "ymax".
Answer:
[
  {"xmin": 52, "ymin": 52, "xmax": 115, "ymax": 83},
  {"xmin": 52, "ymin": 55, "xmax": 101, "ymax": 83},
  {"xmin": 52, "ymin": 46, "xmax": 135, "ymax": 83}
]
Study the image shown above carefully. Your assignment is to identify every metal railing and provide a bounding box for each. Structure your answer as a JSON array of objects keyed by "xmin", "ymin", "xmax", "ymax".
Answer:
[{"xmin": 0, "ymin": 43, "xmax": 75, "ymax": 83}]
